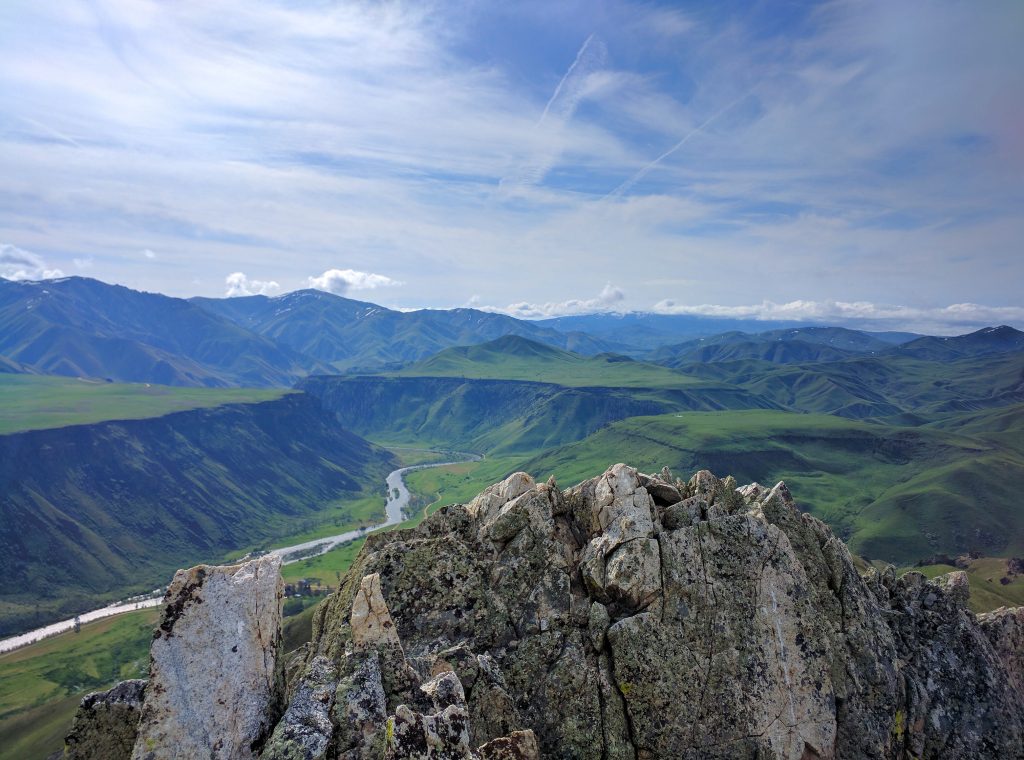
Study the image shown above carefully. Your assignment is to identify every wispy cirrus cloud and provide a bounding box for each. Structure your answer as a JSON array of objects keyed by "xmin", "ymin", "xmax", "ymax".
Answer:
[
  {"xmin": 0, "ymin": 0, "xmax": 1019, "ymax": 327},
  {"xmin": 500, "ymin": 33, "xmax": 609, "ymax": 191}
]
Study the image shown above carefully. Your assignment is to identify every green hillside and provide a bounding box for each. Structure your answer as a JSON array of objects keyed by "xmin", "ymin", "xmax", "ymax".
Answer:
[
  {"xmin": 0, "ymin": 375, "xmax": 287, "ymax": 434},
  {"xmin": 299, "ymin": 372, "xmax": 776, "ymax": 456},
  {"xmin": 389, "ymin": 335, "xmax": 705, "ymax": 388},
  {"xmin": 0, "ymin": 277, "xmax": 326, "ymax": 387},
  {"xmin": 191, "ymin": 290, "xmax": 614, "ymax": 371},
  {"xmin": 516, "ymin": 410, "xmax": 1023, "ymax": 563},
  {"xmin": 676, "ymin": 352, "xmax": 1024, "ymax": 419},
  {"xmin": 0, "ymin": 393, "xmax": 396, "ymax": 637},
  {"xmin": 0, "ymin": 607, "xmax": 159, "ymax": 760}
]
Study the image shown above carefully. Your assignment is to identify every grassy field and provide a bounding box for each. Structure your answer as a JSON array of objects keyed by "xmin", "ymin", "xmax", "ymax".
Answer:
[
  {"xmin": 0, "ymin": 374, "xmax": 288, "ymax": 434},
  {"xmin": 910, "ymin": 557, "xmax": 1024, "ymax": 613},
  {"xmin": 281, "ymin": 539, "xmax": 367, "ymax": 586},
  {"xmin": 0, "ymin": 607, "xmax": 159, "ymax": 760}
]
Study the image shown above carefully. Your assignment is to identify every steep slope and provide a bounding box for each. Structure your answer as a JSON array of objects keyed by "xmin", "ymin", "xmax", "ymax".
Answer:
[
  {"xmin": 192, "ymin": 290, "xmax": 613, "ymax": 369},
  {"xmin": 298, "ymin": 373, "xmax": 777, "ymax": 455},
  {"xmin": 0, "ymin": 278, "xmax": 326, "ymax": 387},
  {"xmin": 0, "ymin": 393, "xmax": 396, "ymax": 636},
  {"xmin": 72, "ymin": 466, "xmax": 1024, "ymax": 759}
]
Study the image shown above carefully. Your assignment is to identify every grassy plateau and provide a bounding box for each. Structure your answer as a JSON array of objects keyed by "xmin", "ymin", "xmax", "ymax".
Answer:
[{"xmin": 0, "ymin": 374, "xmax": 288, "ymax": 435}]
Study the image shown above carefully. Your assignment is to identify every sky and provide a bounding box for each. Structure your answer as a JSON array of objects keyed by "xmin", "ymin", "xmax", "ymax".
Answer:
[{"xmin": 1, "ymin": 0, "xmax": 1022, "ymax": 333}]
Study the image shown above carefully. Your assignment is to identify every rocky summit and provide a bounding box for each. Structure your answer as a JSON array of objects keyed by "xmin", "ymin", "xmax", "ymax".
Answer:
[{"xmin": 66, "ymin": 464, "xmax": 1024, "ymax": 759}]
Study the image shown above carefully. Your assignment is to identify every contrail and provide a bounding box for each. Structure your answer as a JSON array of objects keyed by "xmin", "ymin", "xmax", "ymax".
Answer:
[
  {"xmin": 500, "ymin": 34, "xmax": 606, "ymax": 190},
  {"xmin": 539, "ymin": 34, "xmax": 598, "ymax": 124},
  {"xmin": 605, "ymin": 88, "xmax": 755, "ymax": 199},
  {"xmin": 19, "ymin": 117, "xmax": 82, "ymax": 148}
]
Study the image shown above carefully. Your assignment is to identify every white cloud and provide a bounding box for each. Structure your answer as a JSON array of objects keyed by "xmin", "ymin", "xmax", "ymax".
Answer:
[
  {"xmin": 307, "ymin": 268, "xmax": 401, "ymax": 295},
  {"xmin": 0, "ymin": 243, "xmax": 65, "ymax": 281},
  {"xmin": 485, "ymin": 283, "xmax": 627, "ymax": 318},
  {"xmin": 651, "ymin": 299, "xmax": 1024, "ymax": 333},
  {"xmin": 224, "ymin": 271, "xmax": 279, "ymax": 297},
  {"xmin": 142, "ymin": 249, "xmax": 156, "ymax": 259},
  {"xmin": 0, "ymin": 0, "xmax": 1020, "ymax": 313},
  {"xmin": 73, "ymin": 256, "xmax": 94, "ymax": 269}
]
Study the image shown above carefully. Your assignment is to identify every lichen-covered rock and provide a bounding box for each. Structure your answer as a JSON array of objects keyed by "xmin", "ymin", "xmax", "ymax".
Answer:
[
  {"xmin": 299, "ymin": 463, "xmax": 1023, "ymax": 759},
  {"xmin": 979, "ymin": 606, "xmax": 1024, "ymax": 696},
  {"xmin": 476, "ymin": 729, "xmax": 540, "ymax": 759},
  {"xmin": 261, "ymin": 655, "xmax": 337, "ymax": 760},
  {"xmin": 65, "ymin": 679, "xmax": 146, "ymax": 760},
  {"xmin": 79, "ymin": 465, "xmax": 1024, "ymax": 760},
  {"xmin": 131, "ymin": 555, "xmax": 284, "ymax": 760}
]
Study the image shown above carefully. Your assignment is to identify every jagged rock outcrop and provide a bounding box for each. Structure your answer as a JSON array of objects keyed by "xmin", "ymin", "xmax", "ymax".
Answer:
[
  {"xmin": 136, "ymin": 555, "xmax": 284, "ymax": 760},
  {"xmin": 69, "ymin": 465, "xmax": 1024, "ymax": 759},
  {"xmin": 65, "ymin": 679, "xmax": 147, "ymax": 760}
]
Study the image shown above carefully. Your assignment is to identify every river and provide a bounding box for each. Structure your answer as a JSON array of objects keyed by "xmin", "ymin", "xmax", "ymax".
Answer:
[{"xmin": 0, "ymin": 452, "xmax": 479, "ymax": 655}]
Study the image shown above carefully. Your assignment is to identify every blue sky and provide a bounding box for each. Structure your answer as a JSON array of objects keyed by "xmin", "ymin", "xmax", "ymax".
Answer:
[{"xmin": 0, "ymin": 0, "xmax": 1022, "ymax": 332}]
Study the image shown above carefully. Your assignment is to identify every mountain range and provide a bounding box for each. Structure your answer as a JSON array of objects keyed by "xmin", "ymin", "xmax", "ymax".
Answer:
[
  {"xmin": 0, "ymin": 278, "xmax": 325, "ymax": 387},
  {"xmin": 2, "ymin": 276, "xmax": 1022, "ymax": 387}
]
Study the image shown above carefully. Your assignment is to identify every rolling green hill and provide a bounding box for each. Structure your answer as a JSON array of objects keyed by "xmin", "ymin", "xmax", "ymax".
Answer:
[
  {"xmin": 658, "ymin": 338, "xmax": 858, "ymax": 366},
  {"xmin": 0, "ymin": 393, "xmax": 396, "ymax": 637},
  {"xmin": 0, "ymin": 375, "xmax": 287, "ymax": 434},
  {"xmin": 675, "ymin": 352, "xmax": 1024, "ymax": 419},
  {"xmin": 651, "ymin": 326, "xmax": 907, "ymax": 366},
  {"xmin": 388, "ymin": 334, "xmax": 705, "ymax": 387},
  {"xmin": 517, "ymin": 410, "xmax": 1024, "ymax": 564}
]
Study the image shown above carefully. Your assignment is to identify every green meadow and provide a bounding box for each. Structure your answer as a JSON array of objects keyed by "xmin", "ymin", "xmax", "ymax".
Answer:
[
  {"xmin": 0, "ymin": 374, "xmax": 288, "ymax": 435},
  {"xmin": 0, "ymin": 607, "xmax": 159, "ymax": 760}
]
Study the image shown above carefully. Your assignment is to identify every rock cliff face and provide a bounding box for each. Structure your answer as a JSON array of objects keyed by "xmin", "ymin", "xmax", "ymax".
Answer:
[{"xmin": 68, "ymin": 465, "xmax": 1024, "ymax": 759}]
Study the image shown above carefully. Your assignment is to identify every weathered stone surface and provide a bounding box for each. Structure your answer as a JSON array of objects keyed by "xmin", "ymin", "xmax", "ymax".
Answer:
[
  {"xmin": 351, "ymin": 572, "xmax": 402, "ymax": 653},
  {"xmin": 65, "ymin": 679, "xmax": 146, "ymax": 760},
  {"xmin": 262, "ymin": 655, "xmax": 337, "ymax": 760},
  {"xmin": 476, "ymin": 729, "xmax": 540, "ymax": 759},
  {"xmin": 979, "ymin": 605, "xmax": 1024, "ymax": 696},
  {"xmin": 79, "ymin": 464, "xmax": 1024, "ymax": 760},
  {"xmin": 296, "ymin": 463, "xmax": 1023, "ymax": 759},
  {"xmin": 131, "ymin": 555, "xmax": 283, "ymax": 760},
  {"xmin": 333, "ymin": 651, "xmax": 388, "ymax": 759}
]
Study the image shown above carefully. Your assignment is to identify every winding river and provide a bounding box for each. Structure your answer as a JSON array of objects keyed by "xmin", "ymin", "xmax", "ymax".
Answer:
[{"xmin": 0, "ymin": 452, "xmax": 480, "ymax": 655}]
